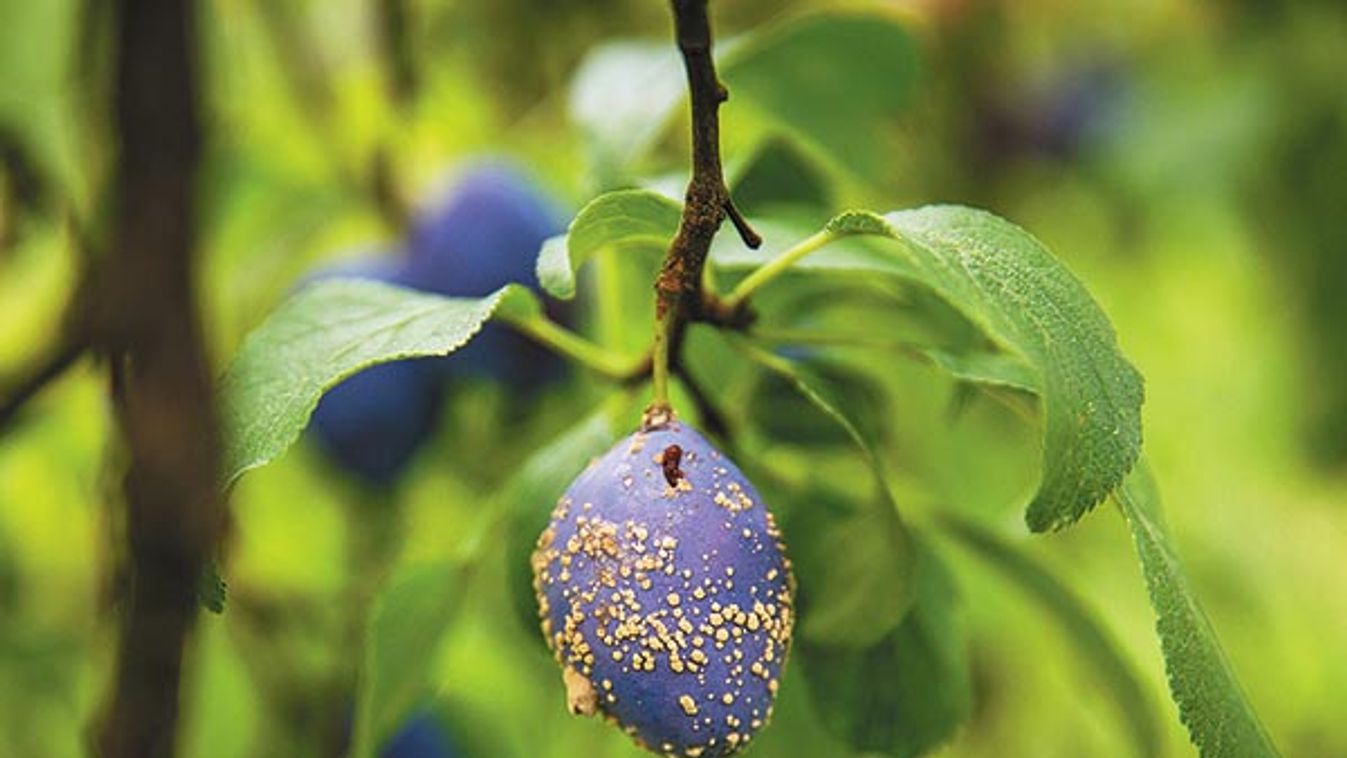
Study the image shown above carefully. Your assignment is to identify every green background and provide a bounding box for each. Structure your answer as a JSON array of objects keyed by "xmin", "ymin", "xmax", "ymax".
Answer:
[{"xmin": 1, "ymin": 1, "xmax": 1344, "ymax": 756}]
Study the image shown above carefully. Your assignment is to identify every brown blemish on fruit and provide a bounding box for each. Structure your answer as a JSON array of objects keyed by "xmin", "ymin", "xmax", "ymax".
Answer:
[
  {"xmin": 661, "ymin": 444, "xmax": 684, "ymax": 487},
  {"xmin": 564, "ymin": 666, "xmax": 598, "ymax": 716}
]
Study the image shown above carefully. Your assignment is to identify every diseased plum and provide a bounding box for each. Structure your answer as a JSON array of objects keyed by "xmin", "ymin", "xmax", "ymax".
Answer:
[{"xmin": 532, "ymin": 421, "xmax": 794, "ymax": 757}]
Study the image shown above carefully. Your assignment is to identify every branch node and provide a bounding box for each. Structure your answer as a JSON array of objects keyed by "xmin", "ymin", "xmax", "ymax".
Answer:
[
  {"xmin": 651, "ymin": 0, "xmax": 742, "ymax": 412},
  {"xmin": 723, "ymin": 197, "xmax": 762, "ymax": 249}
]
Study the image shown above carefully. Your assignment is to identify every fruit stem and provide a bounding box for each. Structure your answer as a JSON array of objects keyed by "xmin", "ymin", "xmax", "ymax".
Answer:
[
  {"xmin": 723, "ymin": 228, "xmax": 836, "ymax": 310},
  {"xmin": 650, "ymin": 307, "xmax": 677, "ymax": 412},
  {"xmin": 648, "ymin": 0, "xmax": 760, "ymax": 422}
]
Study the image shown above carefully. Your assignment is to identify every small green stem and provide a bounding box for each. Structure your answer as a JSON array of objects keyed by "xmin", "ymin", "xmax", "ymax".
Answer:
[
  {"xmin": 502, "ymin": 314, "xmax": 640, "ymax": 381},
  {"xmin": 650, "ymin": 308, "xmax": 677, "ymax": 412},
  {"xmin": 724, "ymin": 229, "xmax": 836, "ymax": 309},
  {"xmin": 595, "ymin": 247, "xmax": 626, "ymax": 350}
]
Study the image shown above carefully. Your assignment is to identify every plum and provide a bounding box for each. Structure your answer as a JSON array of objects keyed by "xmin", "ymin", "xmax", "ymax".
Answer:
[
  {"xmin": 304, "ymin": 256, "xmax": 444, "ymax": 486},
  {"xmin": 532, "ymin": 421, "xmax": 794, "ymax": 757},
  {"xmin": 979, "ymin": 60, "xmax": 1132, "ymax": 161},
  {"xmin": 336, "ymin": 704, "xmax": 460, "ymax": 758},
  {"xmin": 380, "ymin": 709, "xmax": 460, "ymax": 758},
  {"xmin": 401, "ymin": 161, "xmax": 568, "ymax": 386}
]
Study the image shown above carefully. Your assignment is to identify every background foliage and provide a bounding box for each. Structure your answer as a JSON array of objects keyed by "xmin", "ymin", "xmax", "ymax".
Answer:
[{"xmin": 1, "ymin": 1, "xmax": 1345, "ymax": 757}]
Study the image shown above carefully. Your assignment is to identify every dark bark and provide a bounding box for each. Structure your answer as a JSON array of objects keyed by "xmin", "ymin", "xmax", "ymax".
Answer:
[
  {"xmin": 376, "ymin": 0, "xmax": 418, "ymax": 109},
  {"xmin": 95, "ymin": 1, "xmax": 223, "ymax": 757},
  {"xmin": 655, "ymin": 0, "xmax": 759, "ymax": 323}
]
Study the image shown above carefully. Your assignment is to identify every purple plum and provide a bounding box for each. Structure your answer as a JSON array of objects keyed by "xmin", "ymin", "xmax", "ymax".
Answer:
[
  {"xmin": 380, "ymin": 708, "xmax": 460, "ymax": 758},
  {"xmin": 532, "ymin": 421, "xmax": 794, "ymax": 757}
]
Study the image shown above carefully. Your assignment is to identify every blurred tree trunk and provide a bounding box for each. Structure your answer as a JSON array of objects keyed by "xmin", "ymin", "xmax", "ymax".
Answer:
[{"xmin": 94, "ymin": 1, "xmax": 224, "ymax": 757}]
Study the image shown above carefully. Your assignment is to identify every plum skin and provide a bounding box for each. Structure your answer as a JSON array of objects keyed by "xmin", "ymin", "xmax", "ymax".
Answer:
[
  {"xmin": 380, "ymin": 709, "xmax": 459, "ymax": 758},
  {"xmin": 532, "ymin": 422, "xmax": 794, "ymax": 757}
]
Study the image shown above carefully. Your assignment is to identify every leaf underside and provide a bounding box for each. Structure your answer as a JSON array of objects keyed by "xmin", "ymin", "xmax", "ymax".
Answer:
[
  {"xmin": 734, "ymin": 339, "xmax": 915, "ymax": 648},
  {"xmin": 1116, "ymin": 464, "xmax": 1280, "ymax": 758}
]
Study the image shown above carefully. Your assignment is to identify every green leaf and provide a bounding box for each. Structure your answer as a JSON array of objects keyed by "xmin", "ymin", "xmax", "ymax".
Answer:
[
  {"xmin": 923, "ymin": 348, "xmax": 1040, "ymax": 394},
  {"xmin": 746, "ymin": 357, "xmax": 891, "ymax": 448},
  {"xmin": 537, "ymin": 189, "xmax": 682, "ymax": 301},
  {"xmin": 827, "ymin": 209, "xmax": 898, "ymax": 237},
  {"xmin": 566, "ymin": 12, "xmax": 918, "ymax": 181},
  {"xmin": 935, "ymin": 510, "xmax": 1161, "ymax": 757},
  {"xmin": 880, "ymin": 207, "xmax": 1144, "ymax": 529},
  {"xmin": 727, "ymin": 135, "xmax": 834, "ymax": 213},
  {"xmin": 1116, "ymin": 463, "xmax": 1280, "ymax": 758},
  {"xmin": 723, "ymin": 12, "xmax": 920, "ymax": 181},
  {"xmin": 715, "ymin": 207, "xmax": 1144, "ymax": 531},
  {"xmin": 784, "ymin": 487, "xmax": 913, "ymax": 650},
  {"xmin": 734, "ymin": 338, "xmax": 914, "ymax": 647},
  {"xmin": 218, "ymin": 280, "xmax": 537, "ymax": 486},
  {"xmin": 350, "ymin": 561, "xmax": 463, "ymax": 758},
  {"xmin": 799, "ymin": 537, "xmax": 971, "ymax": 757},
  {"xmin": 568, "ymin": 41, "xmax": 686, "ymax": 175}
]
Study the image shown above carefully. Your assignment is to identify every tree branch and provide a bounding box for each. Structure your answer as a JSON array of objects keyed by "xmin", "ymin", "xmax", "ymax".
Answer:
[
  {"xmin": 0, "ymin": 339, "xmax": 86, "ymax": 437},
  {"xmin": 647, "ymin": 0, "xmax": 759, "ymax": 426},
  {"xmin": 96, "ymin": 1, "xmax": 224, "ymax": 756},
  {"xmin": 374, "ymin": 0, "xmax": 418, "ymax": 110},
  {"xmin": 672, "ymin": 359, "xmax": 733, "ymax": 445}
]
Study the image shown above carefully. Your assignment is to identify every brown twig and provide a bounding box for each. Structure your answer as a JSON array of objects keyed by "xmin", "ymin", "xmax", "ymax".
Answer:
[
  {"xmin": 647, "ymin": 0, "xmax": 758, "ymax": 425},
  {"xmin": 721, "ymin": 196, "xmax": 762, "ymax": 249},
  {"xmin": 654, "ymin": 0, "xmax": 758, "ymax": 321},
  {"xmin": 673, "ymin": 359, "xmax": 733, "ymax": 444},
  {"xmin": 375, "ymin": 0, "xmax": 418, "ymax": 110},
  {"xmin": 0, "ymin": 339, "xmax": 86, "ymax": 437},
  {"xmin": 95, "ymin": 1, "xmax": 225, "ymax": 756}
]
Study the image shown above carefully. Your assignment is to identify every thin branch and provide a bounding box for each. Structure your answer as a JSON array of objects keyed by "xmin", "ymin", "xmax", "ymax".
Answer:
[
  {"xmin": 499, "ymin": 312, "xmax": 649, "ymax": 383},
  {"xmin": 672, "ymin": 358, "xmax": 733, "ymax": 445},
  {"xmin": 0, "ymin": 339, "xmax": 86, "ymax": 436},
  {"xmin": 369, "ymin": 145, "xmax": 410, "ymax": 232},
  {"xmin": 722, "ymin": 197, "xmax": 762, "ymax": 249},
  {"xmin": 646, "ymin": 0, "xmax": 757, "ymax": 426},
  {"xmin": 374, "ymin": 0, "xmax": 418, "ymax": 110},
  {"xmin": 96, "ymin": 0, "xmax": 224, "ymax": 756}
]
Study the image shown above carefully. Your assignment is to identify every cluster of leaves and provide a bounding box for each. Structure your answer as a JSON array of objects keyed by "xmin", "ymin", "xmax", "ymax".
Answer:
[{"xmin": 219, "ymin": 9, "xmax": 1277, "ymax": 758}]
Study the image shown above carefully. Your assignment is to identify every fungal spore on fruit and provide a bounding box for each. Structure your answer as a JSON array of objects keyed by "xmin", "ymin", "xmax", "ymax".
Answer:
[{"xmin": 532, "ymin": 421, "xmax": 794, "ymax": 757}]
